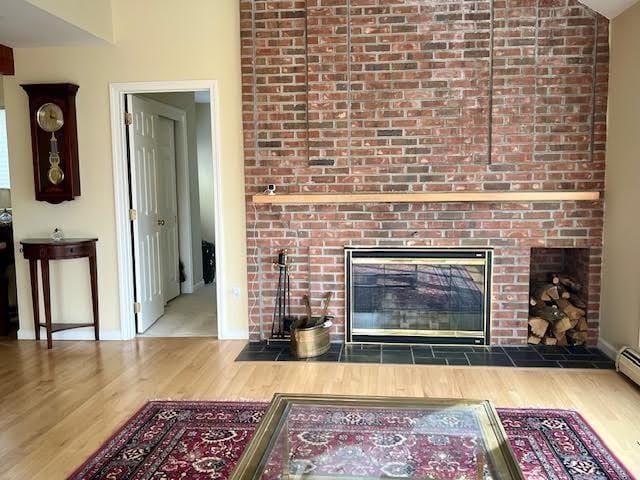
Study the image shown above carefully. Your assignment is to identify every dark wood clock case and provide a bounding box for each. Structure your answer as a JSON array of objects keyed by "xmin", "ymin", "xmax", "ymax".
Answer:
[{"xmin": 21, "ymin": 83, "xmax": 81, "ymax": 204}]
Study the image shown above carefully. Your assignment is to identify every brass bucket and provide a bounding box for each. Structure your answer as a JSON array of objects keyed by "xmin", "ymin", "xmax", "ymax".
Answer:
[{"xmin": 291, "ymin": 319, "xmax": 331, "ymax": 358}]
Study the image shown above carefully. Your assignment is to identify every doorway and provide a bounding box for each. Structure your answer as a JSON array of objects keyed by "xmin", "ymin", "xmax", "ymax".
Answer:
[{"xmin": 110, "ymin": 82, "xmax": 224, "ymax": 340}]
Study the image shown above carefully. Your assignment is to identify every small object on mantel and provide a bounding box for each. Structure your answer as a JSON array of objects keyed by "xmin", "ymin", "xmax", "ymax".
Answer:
[{"xmin": 21, "ymin": 237, "xmax": 99, "ymax": 349}]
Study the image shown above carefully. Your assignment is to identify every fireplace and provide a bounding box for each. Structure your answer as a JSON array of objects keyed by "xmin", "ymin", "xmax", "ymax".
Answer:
[{"xmin": 345, "ymin": 248, "xmax": 492, "ymax": 345}]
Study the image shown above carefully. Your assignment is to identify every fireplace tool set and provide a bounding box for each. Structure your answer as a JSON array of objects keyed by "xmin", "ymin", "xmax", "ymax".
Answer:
[
  {"xmin": 270, "ymin": 250, "xmax": 333, "ymax": 358},
  {"xmin": 271, "ymin": 250, "xmax": 292, "ymax": 339}
]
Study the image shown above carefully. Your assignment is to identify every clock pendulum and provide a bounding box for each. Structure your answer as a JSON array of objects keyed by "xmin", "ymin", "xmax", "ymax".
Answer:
[{"xmin": 47, "ymin": 132, "xmax": 64, "ymax": 185}]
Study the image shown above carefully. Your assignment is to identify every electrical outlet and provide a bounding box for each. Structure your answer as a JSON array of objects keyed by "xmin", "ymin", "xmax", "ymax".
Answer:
[{"xmin": 232, "ymin": 286, "xmax": 241, "ymax": 299}]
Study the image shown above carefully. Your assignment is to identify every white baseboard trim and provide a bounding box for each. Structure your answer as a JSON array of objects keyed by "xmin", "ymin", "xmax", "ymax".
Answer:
[
  {"xmin": 180, "ymin": 279, "xmax": 206, "ymax": 295},
  {"xmin": 18, "ymin": 328, "xmax": 123, "ymax": 341},
  {"xmin": 181, "ymin": 281, "xmax": 194, "ymax": 294},
  {"xmin": 218, "ymin": 328, "xmax": 249, "ymax": 340},
  {"xmin": 597, "ymin": 337, "xmax": 618, "ymax": 360}
]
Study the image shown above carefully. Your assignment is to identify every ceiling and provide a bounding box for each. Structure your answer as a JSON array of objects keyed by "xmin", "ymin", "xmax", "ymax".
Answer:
[
  {"xmin": 579, "ymin": 0, "xmax": 639, "ymax": 18},
  {"xmin": 0, "ymin": 0, "xmax": 636, "ymax": 49},
  {"xmin": 0, "ymin": 0, "xmax": 107, "ymax": 48}
]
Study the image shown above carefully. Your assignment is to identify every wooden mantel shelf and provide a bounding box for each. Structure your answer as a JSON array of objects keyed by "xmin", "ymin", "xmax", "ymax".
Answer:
[{"xmin": 252, "ymin": 191, "xmax": 600, "ymax": 205}]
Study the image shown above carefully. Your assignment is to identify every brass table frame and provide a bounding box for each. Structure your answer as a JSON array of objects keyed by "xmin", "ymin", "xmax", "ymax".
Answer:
[{"xmin": 230, "ymin": 393, "xmax": 524, "ymax": 480}]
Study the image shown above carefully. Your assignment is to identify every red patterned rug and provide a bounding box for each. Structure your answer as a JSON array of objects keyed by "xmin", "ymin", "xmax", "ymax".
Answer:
[{"xmin": 69, "ymin": 401, "xmax": 633, "ymax": 480}]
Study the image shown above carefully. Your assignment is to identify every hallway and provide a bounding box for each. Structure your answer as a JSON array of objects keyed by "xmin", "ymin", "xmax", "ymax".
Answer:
[{"xmin": 140, "ymin": 284, "xmax": 217, "ymax": 337}]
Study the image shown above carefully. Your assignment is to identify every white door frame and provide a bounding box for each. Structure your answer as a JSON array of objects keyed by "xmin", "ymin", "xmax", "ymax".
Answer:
[{"xmin": 110, "ymin": 81, "xmax": 226, "ymax": 340}]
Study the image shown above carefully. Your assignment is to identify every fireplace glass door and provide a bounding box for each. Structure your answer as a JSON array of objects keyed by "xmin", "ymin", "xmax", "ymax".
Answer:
[{"xmin": 346, "ymin": 249, "xmax": 491, "ymax": 344}]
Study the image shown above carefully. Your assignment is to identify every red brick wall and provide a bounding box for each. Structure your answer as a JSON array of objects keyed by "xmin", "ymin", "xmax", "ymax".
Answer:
[{"xmin": 240, "ymin": 0, "xmax": 609, "ymax": 345}]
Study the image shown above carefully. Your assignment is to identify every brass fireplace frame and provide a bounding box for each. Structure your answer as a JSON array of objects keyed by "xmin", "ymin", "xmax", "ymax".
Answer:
[{"xmin": 345, "ymin": 247, "xmax": 493, "ymax": 345}]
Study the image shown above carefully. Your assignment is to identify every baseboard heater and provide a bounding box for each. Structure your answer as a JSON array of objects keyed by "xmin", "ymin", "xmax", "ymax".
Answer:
[{"xmin": 616, "ymin": 346, "xmax": 640, "ymax": 387}]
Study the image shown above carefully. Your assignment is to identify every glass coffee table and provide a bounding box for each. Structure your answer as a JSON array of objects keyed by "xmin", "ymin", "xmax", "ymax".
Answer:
[{"xmin": 231, "ymin": 394, "xmax": 524, "ymax": 480}]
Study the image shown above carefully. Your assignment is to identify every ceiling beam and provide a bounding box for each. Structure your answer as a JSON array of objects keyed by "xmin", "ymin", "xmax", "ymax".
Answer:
[{"xmin": 0, "ymin": 44, "xmax": 15, "ymax": 75}]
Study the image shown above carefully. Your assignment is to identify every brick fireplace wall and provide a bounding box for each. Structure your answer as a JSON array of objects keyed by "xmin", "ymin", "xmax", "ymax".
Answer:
[{"xmin": 240, "ymin": 0, "xmax": 609, "ymax": 345}]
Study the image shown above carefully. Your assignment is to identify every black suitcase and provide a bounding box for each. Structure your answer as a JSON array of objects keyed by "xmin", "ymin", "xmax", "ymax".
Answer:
[{"xmin": 202, "ymin": 240, "xmax": 215, "ymax": 284}]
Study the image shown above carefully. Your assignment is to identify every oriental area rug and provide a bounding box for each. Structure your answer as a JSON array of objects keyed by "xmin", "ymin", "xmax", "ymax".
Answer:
[{"xmin": 69, "ymin": 401, "xmax": 633, "ymax": 480}]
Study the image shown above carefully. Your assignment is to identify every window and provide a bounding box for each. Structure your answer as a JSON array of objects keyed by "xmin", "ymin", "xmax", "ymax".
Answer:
[{"xmin": 0, "ymin": 109, "xmax": 9, "ymax": 188}]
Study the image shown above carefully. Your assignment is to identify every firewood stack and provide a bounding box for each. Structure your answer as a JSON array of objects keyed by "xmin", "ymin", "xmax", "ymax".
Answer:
[{"xmin": 528, "ymin": 274, "xmax": 588, "ymax": 346}]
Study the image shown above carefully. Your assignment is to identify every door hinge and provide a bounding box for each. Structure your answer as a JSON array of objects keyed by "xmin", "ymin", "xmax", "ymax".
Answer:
[
  {"xmin": 124, "ymin": 112, "xmax": 133, "ymax": 126},
  {"xmin": 134, "ymin": 302, "xmax": 141, "ymax": 314},
  {"xmin": 129, "ymin": 209, "xmax": 137, "ymax": 221}
]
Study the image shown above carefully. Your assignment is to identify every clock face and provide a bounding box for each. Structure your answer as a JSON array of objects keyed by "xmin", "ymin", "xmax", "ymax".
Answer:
[{"xmin": 36, "ymin": 102, "xmax": 64, "ymax": 132}]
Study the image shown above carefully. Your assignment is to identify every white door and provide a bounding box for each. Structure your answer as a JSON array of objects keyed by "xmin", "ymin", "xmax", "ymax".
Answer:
[
  {"xmin": 155, "ymin": 116, "xmax": 181, "ymax": 302},
  {"xmin": 128, "ymin": 95, "xmax": 179, "ymax": 333}
]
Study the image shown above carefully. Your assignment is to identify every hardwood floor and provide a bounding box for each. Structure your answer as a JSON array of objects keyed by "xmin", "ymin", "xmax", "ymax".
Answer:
[{"xmin": 0, "ymin": 337, "xmax": 639, "ymax": 478}]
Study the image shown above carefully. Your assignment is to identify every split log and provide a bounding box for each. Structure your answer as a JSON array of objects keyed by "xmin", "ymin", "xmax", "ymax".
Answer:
[
  {"xmin": 557, "ymin": 286, "xmax": 571, "ymax": 299},
  {"xmin": 567, "ymin": 330, "xmax": 588, "ymax": 345},
  {"xmin": 556, "ymin": 335, "xmax": 568, "ymax": 346},
  {"xmin": 528, "ymin": 317, "xmax": 550, "ymax": 338},
  {"xmin": 553, "ymin": 316, "xmax": 573, "ymax": 335},
  {"xmin": 555, "ymin": 298, "xmax": 586, "ymax": 321},
  {"xmin": 576, "ymin": 317, "xmax": 588, "ymax": 332},
  {"xmin": 528, "ymin": 335, "xmax": 542, "ymax": 345},
  {"xmin": 531, "ymin": 304, "xmax": 566, "ymax": 323},
  {"xmin": 542, "ymin": 336, "xmax": 558, "ymax": 346},
  {"xmin": 533, "ymin": 283, "xmax": 560, "ymax": 301},
  {"xmin": 571, "ymin": 296, "xmax": 587, "ymax": 310},
  {"xmin": 557, "ymin": 275, "xmax": 583, "ymax": 294}
]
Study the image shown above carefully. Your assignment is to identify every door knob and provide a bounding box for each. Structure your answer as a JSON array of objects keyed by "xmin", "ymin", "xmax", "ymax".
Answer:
[{"xmin": 158, "ymin": 219, "xmax": 166, "ymax": 226}]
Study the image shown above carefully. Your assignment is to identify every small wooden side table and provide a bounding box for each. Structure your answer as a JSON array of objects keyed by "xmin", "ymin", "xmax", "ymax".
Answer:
[{"xmin": 21, "ymin": 238, "xmax": 99, "ymax": 349}]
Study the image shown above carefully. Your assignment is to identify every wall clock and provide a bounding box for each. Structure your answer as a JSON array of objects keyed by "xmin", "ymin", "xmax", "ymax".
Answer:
[{"xmin": 21, "ymin": 83, "xmax": 81, "ymax": 203}]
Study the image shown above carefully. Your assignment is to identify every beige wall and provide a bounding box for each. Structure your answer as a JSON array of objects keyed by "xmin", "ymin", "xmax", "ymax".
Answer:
[
  {"xmin": 2, "ymin": 0, "xmax": 248, "ymax": 338},
  {"xmin": 601, "ymin": 1, "xmax": 640, "ymax": 351}
]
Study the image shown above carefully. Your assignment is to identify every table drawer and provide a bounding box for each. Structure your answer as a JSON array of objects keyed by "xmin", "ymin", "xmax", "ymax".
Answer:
[{"xmin": 22, "ymin": 242, "xmax": 95, "ymax": 260}]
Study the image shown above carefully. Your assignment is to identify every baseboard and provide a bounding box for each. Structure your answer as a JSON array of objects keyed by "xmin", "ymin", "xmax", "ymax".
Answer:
[
  {"xmin": 218, "ymin": 327, "xmax": 249, "ymax": 340},
  {"xmin": 180, "ymin": 278, "xmax": 206, "ymax": 295},
  {"xmin": 181, "ymin": 281, "xmax": 194, "ymax": 294},
  {"xmin": 597, "ymin": 337, "xmax": 618, "ymax": 360},
  {"xmin": 17, "ymin": 327, "xmax": 123, "ymax": 341}
]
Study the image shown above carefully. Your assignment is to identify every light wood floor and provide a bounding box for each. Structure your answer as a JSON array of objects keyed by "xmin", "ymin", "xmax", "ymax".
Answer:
[{"xmin": 0, "ymin": 338, "xmax": 638, "ymax": 479}]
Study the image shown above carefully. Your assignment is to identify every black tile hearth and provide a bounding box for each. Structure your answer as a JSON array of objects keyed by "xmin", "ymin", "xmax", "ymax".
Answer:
[
  {"xmin": 235, "ymin": 342, "xmax": 615, "ymax": 369},
  {"xmin": 466, "ymin": 352, "xmax": 515, "ymax": 367},
  {"xmin": 382, "ymin": 350, "xmax": 413, "ymax": 364},
  {"xmin": 413, "ymin": 357, "xmax": 448, "ymax": 365}
]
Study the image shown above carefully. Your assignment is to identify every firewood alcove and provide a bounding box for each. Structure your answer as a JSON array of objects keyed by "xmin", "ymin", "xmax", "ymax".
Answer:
[{"xmin": 528, "ymin": 248, "xmax": 591, "ymax": 346}]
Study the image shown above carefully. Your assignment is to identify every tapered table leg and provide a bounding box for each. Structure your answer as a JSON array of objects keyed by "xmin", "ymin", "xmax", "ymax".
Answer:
[
  {"xmin": 28, "ymin": 259, "xmax": 40, "ymax": 341},
  {"xmin": 89, "ymin": 253, "xmax": 99, "ymax": 341},
  {"xmin": 41, "ymin": 259, "xmax": 52, "ymax": 349}
]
